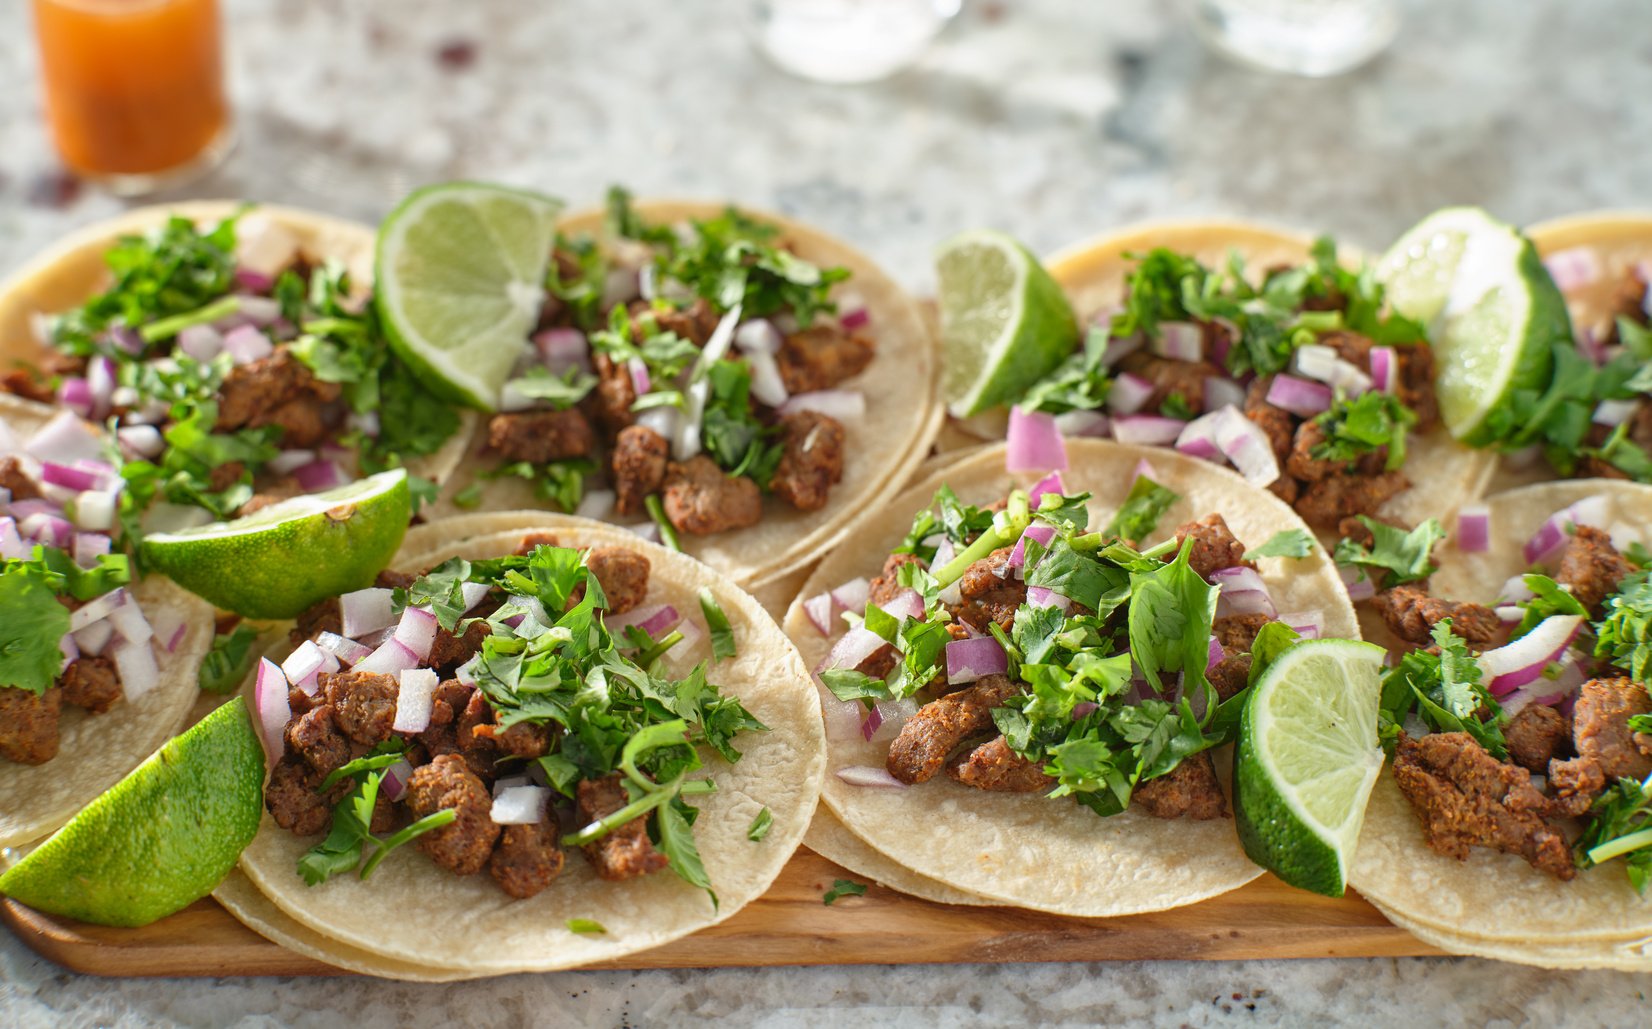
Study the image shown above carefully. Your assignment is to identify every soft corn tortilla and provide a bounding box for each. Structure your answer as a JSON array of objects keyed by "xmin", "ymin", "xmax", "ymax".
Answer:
[
  {"xmin": 803, "ymin": 808, "xmax": 994, "ymax": 907},
  {"xmin": 1350, "ymin": 479, "xmax": 1652, "ymax": 958},
  {"xmin": 0, "ymin": 399, "xmax": 217, "ymax": 849},
  {"xmin": 946, "ymin": 221, "xmax": 1499, "ymax": 533},
  {"xmin": 233, "ymin": 518, "xmax": 825, "ymax": 977},
  {"xmin": 0, "ymin": 201, "xmax": 475, "ymax": 489},
  {"xmin": 1378, "ymin": 902, "xmax": 1652, "ymax": 971},
  {"xmin": 783, "ymin": 439, "xmax": 1359, "ymax": 916},
  {"xmin": 426, "ymin": 199, "xmax": 943, "ymax": 593}
]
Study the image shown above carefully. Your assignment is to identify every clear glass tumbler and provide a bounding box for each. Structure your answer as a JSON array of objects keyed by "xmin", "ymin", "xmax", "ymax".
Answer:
[
  {"xmin": 752, "ymin": 0, "xmax": 962, "ymax": 85},
  {"xmin": 1185, "ymin": 0, "xmax": 1399, "ymax": 77}
]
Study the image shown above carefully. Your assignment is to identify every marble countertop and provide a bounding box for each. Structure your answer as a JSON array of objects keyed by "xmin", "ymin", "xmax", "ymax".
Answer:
[{"xmin": 1, "ymin": 0, "xmax": 1649, "ymax": 1024}]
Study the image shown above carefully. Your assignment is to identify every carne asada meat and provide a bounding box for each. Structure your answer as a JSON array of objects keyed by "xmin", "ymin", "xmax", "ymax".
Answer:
[
  {"xmin": 428, "ymin": 619, "xmax": 491, "ymax": 675},
  {"xmin": 776, "ymin": 324, "xmax": 875, "ymax": 394},
  {"xmin": 1208, "ymin": 653, "xmax": 1252, "ymax": 701},
  {"xmin": 284, "ymin": 704, "xmax": 351, "ymax": 777},
  {"xmin": 886, "ymin": 673, "xmax": 1021, "ymax": 785},
  {"xmin": 489, "ymin": 821, "xmax": 566, "ymax": 899},
  {"xmin": 576, "ymin": 773, "xmax": 671, "ymax": 881},
  {"xmin": 953, "ymin": 547, "xmax": 1027, "ymax": 632},
  {"xmin": 215, "ymin": 349, "xmax": 342, "ymax": 448},
  {"xmin": 1394, "ymin": 342, "xmax": 1439, "ymax": 429},
  {"xmin": 637, "ymin": 298, "xmax": 722, "ymax": 347},
  {"xmin": 868, "ymin": 553, "xmax": 924, "ymax": 606},
  {"xmin": 265, "ymin": 755, "xmax": 348, "ymax": 836},
  {"xmin": 0, "ymin": 456, "xmax": 41, "ymax": 501},
  {"xmin": 1603, "ymin": 266, "xmax": 1651, "ymax": 346},
  {"xmin": 414, "ymin": 679, "xmax": 473, "ymax": 763},
  {"xmin": 1294, "ymin": 469, "xmax": 1409, "ymax": 528},
  {"xmin": 1547, "ymin": 677, "xmax": 1652, "ymax": 814},
  {"xmin": 322, "ymin": 671, "xmax": 399, "ymax": 746},
  {"xmin": 1244, "ymin": 377, "xmax": 1296, "ymax": 463},
  {"xmin": 0, "ymin": 370, "xmax": 54, "ymax": 405},
  {"xmin": 769, "ymin": 410, "xmax": 846, "ymax": 512},
  {"xmin": 1132, "ymin": 751, "xmax": 1228, "ymax": 820},
  {"xmin": 0, "ymin": 686, "xmax": 62, "ymax": 765},
  {"xmin": 661, "ymin": 455, "xmax": 763, "ymax": 535},
  {"xmin": 611, "ymin": 425, "xmax": 670, "ymax": 517},
  {"xmin": 1554, "ymin": 525, "xmax": 1634, "ymax": 614},
  {"xmin": 405, "ymin": 754, "xmax": 501, "ymax": 876},
  {"xmin": 515, "ymin": 532, "xmax": 560, "ymax": 555},
  {"xmin": 590, "ymin": 352, "xmax": 637, "ymax": 434},
  {"xmin": 946, "ymin": 735, "xmax": 1052, "ymax": 793},
  {"xmin": 485, "ymin": 408, "xmax": 596, "ymax": 464},
  {"xmin": 473, "ymin": 718, "xmax": 552, "ymax": 760},
  {"xmin": 1391, "ymin": 732, "xmax": 1574, "ymax": 880},
  {"xmin": 1504, "ymin": 704, "xmax": 1573, "ymax": 775},
  {"xmin": 1212, "ymin": 614, "xmax": 1270, "ymax": 653},
  {"xmin": 1172, "ymin": 514, "xmax": 1250, "ymax": 578},
  {"xmin": 454, "ymin": 690, "xmax": 501, "ymax": 783},
  {"xmin": 1116, "ymin": 351, "xmax": 1222, "ymax": 416},
  {"xmin": 576, "ymin": 545, "xmax": 651, "ymax": 614},
  {"xmin": 58, "ymin": 656, "xmax": 122, "ymax": 714},
  {"xmin": 1371, "ymin": 584, "xmax": 1502, "ymax": 648}
]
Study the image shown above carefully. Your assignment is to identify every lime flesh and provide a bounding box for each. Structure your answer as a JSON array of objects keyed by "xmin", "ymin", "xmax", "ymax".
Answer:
[
  {"xmin": 1376, "ymin": 207, "xmax": 1569, "ymax": 445},
  {"xmin": 375, "ymin": 182, "xmax": 564, "ymax": 410},
  {"xmin": 141, "ymin": 469, "xmax": 411, "ymax": 619},
  {"xmin": 1233, "ymin": 638, "xmax": 1386, "ymax": 897},
  {"xmin": 935, "ymin": 229, "xmax": 1078, "ymax": 418},
  {"xmin": 0, "ymin": 698, "xmax": 265, "ymax": 927}
]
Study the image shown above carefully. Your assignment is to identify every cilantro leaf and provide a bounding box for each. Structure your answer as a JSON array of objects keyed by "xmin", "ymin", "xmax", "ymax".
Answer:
[
  {"xmin": 1127, "ymin": 537, "xmax": 1217, "ymax": 694},
  {"xmin": 655, "ymin": 794, "xmax": 717, "ymax": 909},
  {"xmin": 566, "ymin": 918, "xmax": 608, "ymax": 935},
  {"xmin": 694, "ymin": 588, "xmax": 736, "ymax": 661},
  {"xmin": 198, "ymin": 623, "xmax": 260, "ymax": 695},
  {"xmin": 1244, "ymin": 529, "xmax": 1315, "ymax": 561},
  {"xmin": 0, "ymin": 571, "xmax": 73, "ymax": 695},
  {"xmin": 823, "ymin": 879, "xmax": 868, "ymax": 905},
  {"xmin": 1332, "ymin": 517, "xmax": 1445, "ymax": 590},
  {"xmin": 1574, "ymin": 776, "xmax": 1652, "ymax": 892},
  {"xmin": 747, "ymin": 807, "xmax": 773, "ymax": 842},
  {"xmin": 1311, "ymin": 391, "xmax": 1416, "ymax": 471},
  {"xmin": 1104, "ymin": 475, "xmax": 1180, "ymax": 543},
  {"xmin": 1596, "ymin": 570, "xmax": 1652, "ymax": 681}
]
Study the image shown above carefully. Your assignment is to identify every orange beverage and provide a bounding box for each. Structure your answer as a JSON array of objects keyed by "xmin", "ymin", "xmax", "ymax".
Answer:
[{"xmin": 32, "ymin": 0, "xmax": 231, "ymax": 190}]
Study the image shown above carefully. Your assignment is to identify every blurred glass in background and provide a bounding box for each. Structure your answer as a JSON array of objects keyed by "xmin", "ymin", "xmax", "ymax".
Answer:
[
  {"xmin": 753, "ymin": 0, "xmax": 962, "ymax": 84},
  {"xmin": 1185, "ymin": 0, "xmax": 1398, "ymax": 76},
  {"xmin": 32, "ymin": 0, "xmax": 232, "ymax": 194}
]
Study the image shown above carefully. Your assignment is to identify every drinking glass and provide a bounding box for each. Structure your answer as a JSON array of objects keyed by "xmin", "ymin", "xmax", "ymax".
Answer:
[
  {"xmin": 752, "ymin": 0, "xmax": 962, "ymax": 84},
  {"xmin": 1185, "ymin": 0, "xmax": 1399, "ymax": 77}
]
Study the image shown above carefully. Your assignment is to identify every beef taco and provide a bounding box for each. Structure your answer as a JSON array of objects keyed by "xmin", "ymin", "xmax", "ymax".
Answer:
[
  {"xmin": 951, "ymin": 222, "xmax": 1497, "ymax": 539},
  {"xmin": 426, "ymin": 192, "xmax": 941, "ymax": 591},
  {"xmin": 783, "ymin": 439, "xmax": 1358, "ymax": 915},
  {"xmin": 0, "ymin": 201, "xmax": 474, "ymax": 532},
  {"xmin": 226, "ymin": 516, "xmax": 823, "ymax": 977},
  {"xmin": 0, "ymin": 397, "xmax": 214, "ymax": 848},
  {"xmin": 1347, "ymin": 480, "xmax": 1652, "ymax": 968}
]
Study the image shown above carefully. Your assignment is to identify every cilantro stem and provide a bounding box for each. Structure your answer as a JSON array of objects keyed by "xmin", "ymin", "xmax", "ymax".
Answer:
[
  {"xmin": 360, "ymin": 808, "xmax": 456, "ymax": 879},
  {"xmin": 933, "ymin": 527, "xmax": 1013, "ymax": 588},
  {"xmin": 636, "ymin": 629, "xmax": 685, "ymax": 669},
  {"xmin": 1138, "ymin": 538, "xmax": 1179, "ymax": 561},
  {"xmin": 618, "ymin": 719, "xmax": 695, "ymax": 793},
  {"xmin": 645, "ymin": 494, "xmax": 681, "ymax": 552},
  {"xmin": 560, "ymin": 780, "xmax": 678, "ymax": 848},
  {"xmin": 681, "ymin": 779, "xmax": 717, "ymax": 796},
  {"xmin": 1588, "ymin": 826, "xmax": 1652, "ymax": 865},
  {"xmin": 139, "ymin": 295, "xmax": 243, "ymax": 342}
]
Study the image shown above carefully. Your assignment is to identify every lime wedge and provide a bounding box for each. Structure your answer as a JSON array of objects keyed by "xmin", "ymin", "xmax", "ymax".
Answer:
[
  {"xmin": 141, "ymin": 469, "xmax": 411, "ymax": 619},
  {"xmin": 0, "ymin": 698, "xmax": 265, "ymax": 927},
  {"xmin": 1375, "ymin": 207, "xmax": 1569, "ymax": 445},
  {"xmin": 935, "ymin": 230, "xmax": 1078, "ymax": 418},
  {"xmin": 1233, "ymin": 638, "xmax": 1387, "ymax": 897},
  {"xmin": 376, "ymin": 182, "xmax": 563, "ymax": 409}
]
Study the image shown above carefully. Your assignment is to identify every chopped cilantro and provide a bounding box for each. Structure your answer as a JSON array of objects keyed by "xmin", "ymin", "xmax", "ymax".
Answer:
[
  {"xmin": 1377, "ymin": 621, "xmax": 1504, "ymax": 759},
  {"xmin": 1575, "ymin": 776, "xmax": 1652, "ymax": 892},
  {"xmin": 698, "ymin": 587, "xmax": 737, "ymax": 660},
  {"xmin": 481, "ymin": 459, "xmax": 595, "ymax": 514},
  {"xmin": 1020, "ymin": 325, "xmax": 1116, "ymax": 415},
  {"xmin": 822, "ymin": 879, "xmax": 868, "ymax": 905},
  {"xmin": 1332, "ymin": 517, "xmax": 1445, "ymax": 590},
  {"xmin": 1244, "ymin": 529, "xmax": 1315, "ymax": 561},
  {"xmin": 0, "ymin": 570, "xmax": 73, "ymax": 696},
  {"xmin": 646, "ymin": 494, "xmax": 681, "ymax": 552},
  {"xmin": 198, "ymin": 623, "xmax": 260, "ymax": 694},
  {"xmin": 452, "ymin": 482, "xmax": 484, "ymax": 510},
  {"xmin": 1127, "ymin": 536, "xmax": 1218, "ymax": 694},
  {"xmin": 747, "ymin": 807, "xmax": 773, "ymax": 842},
  {"xmin": 1310, "ymin": 391, "xmax": 1416, "ymax": 471},
  {"xmin": 566, "ymin": 918, "xmax": 608, "ymax": 935},
  {"xmin": 1103, "ymin": 475, "xmax": 1179, "ymax": 542},
  {"xmin": 700, "ymin": 361, "xmax": 782, "ymax": 484},
  {"xmin": 1596, "ymin": 571, "xmax": 1652, "ymax": 681}
]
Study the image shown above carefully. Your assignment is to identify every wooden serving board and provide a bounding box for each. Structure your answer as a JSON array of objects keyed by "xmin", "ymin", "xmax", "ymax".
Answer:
[{"xmin": 2, "ymin": 848, "xmax": 1436, "ymax": 977}]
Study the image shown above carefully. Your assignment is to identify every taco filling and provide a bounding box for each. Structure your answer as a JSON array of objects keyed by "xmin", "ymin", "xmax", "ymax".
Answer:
[
  {"xmin": 1010, "ymin": 240, "xmax": 1440, "ymax": 529},
  {"xmin": 261, "ymin": 535, "xmax": 765, "ymax": 900},
  {"xmin": 469, "ymin": 189, "xmax": 873, "ymax": 542},
  {"xmin": 804, "ymin": 465, "xmax": 1327, "ymax": 820},
  {"xmin": 0, "ymin": 413, "xmax": 181, "ymax": 765},
  {"xmin": 1, "ymin": 211, "xmax": 462, "ymax": 530},
  {"xmin": 1350, "ymin": 500, "xmax": 1652, "ymax": 888}
]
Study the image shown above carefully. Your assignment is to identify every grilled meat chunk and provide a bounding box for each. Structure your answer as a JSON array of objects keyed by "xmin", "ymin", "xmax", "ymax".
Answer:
[
  {"xmin": 58, "ymin": 656, "xmax": 122, "ymax": 714},
  {"xmin": 769, "ymin": 411, "xmax": 846, "ymax": 512},
  {"xmin": 576, "ymin": 773, "xmax": 671, "ymax": 881},
  {"xmin": 0, "ymin": 456, "xmax": 41, "ymax": 501},
  {"xmin": 285, "ymin": 705, "xmax": 351, "ymax": 777},
  {"xmin": 1244, "ymin": 377, "xmax": 1296, "ymax": 464},
  {"xmin": 485, "ymin": 409, "xmax": 596, "ymax": 464},
  {"xmin": 1132, "ymin": 752, "xmax": 1228, "ymax": 820},
  {"xmin": 611, "ymin": 425, "xmax": 670, "ymax": 517},
  {"xmin": 406, "ymin": 754, "xmax": 501, "ymax": 876},
  {"xmin": 1372, "ymin": 584, "xmax": 1502, "ymax": 648},
  {"xmin": 1554, "ymin": 525, "xmax": 1634, "ymax": 615},
  {"xmin": 428, "ymin": 619, "xmax": 491, "ymax": 676},
  {"xmin": 868, "ymin": 553, "xmax": 924, "ymax": 607},
  {"xmin": 265, "ymin": 755, "xmax": 348, "ymax": 836},
  {"xmin": 886, "ymin": 674, "xmax": 1020, "ymax": 784},
  {"xmin": 1504, "ymin": 704, "xmax": 1573, "ymax": 775},
  {"xmin": 322, "ymin": 670, "xmax": 399, "ymax": 746},
  {"xmin": 1547, "ymin": 677, "xmax": 1652, "ymax": 814},
  {"xmin": 1172, "ymin": 514, "xmax": 1250, "ymax": 579},
  {"xmin": 1116, "ymin": 351, "xmax": 1222, "ymax": 416},
  {"xmin": 776, "ymin": 324, "xmax": 874, "ymax": 394},
  {"xmin": 953, "ymin": 547, "xmax": 1027, "ymax": 632},
  {"xmin": 489, "ymin": 820, "xmax": 566, "ymax": 899},
  {"xmin": 661, "ymin": 455, "xmax": 763, "ymax": 536},
  {"xmin": 946, "ymin": 735, "xmax": 1052, "ymax": 792},
  {"xmin": 1294, "ymin": 470, "xmax": 1409, "ymax": 528},
  {"xmin": 0, "ymin": 686, "xmax": 62, "ymax": 765},
  {"xmin": 215, "ymin": 349, "xmax": 342, "ymax": 448},
  {"xmin": 578, "ymin": 545, "xmax": 650, "ymax": 615},
  {"xmin": 590, "ymin": 351, "xmax": 636, "ymax": 434}
]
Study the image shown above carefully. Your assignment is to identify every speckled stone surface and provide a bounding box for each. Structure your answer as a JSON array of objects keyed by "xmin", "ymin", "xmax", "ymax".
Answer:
[{"xmin": 1, "ymin": 0, "xmax": 1650, "ymax": 1024}]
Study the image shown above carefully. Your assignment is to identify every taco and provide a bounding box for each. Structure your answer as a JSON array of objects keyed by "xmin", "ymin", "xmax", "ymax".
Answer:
[
  {"xmin": 783, "ymin": 439, "xmax": 1358, "ymax": 915},
  {"xmin": 426, "ymin": 191, "xmax": 941, "ymax": 591},
  {"xmin": 225, "ymin": 515, "xmax": 823, "ymax": 977},
  {"xmin": 1489, "ymin": 210, "xmax": 1652, "ymax": 490},
  {"xmin": 948, "ymin": 222, "xmax": 1496, "ymax": 538},
  {"xmin": 0, "ymin": 201, "xmax": 474, "ymax": 532},
  {"xmin": 0, "ymin": 396, "xmax": 214, "ymax": 848},
  {"xmin": 1347, "ymin": 480, "xmax": 1652, "ymax": 968}
]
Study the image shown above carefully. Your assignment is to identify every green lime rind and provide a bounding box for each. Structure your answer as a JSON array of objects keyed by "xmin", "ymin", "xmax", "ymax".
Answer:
[
  {"xmin": 1232, "ymin": 638, "xmax": 1387, "ymax": 898},
  {"xmin": 1456, "ymin": 236, "xmax": 1569, "ymax": 447},
  {"xmin": 141, "ymin": 469, "xmax": 411, "ymax": 619},
  {"xmin": 936, "ymin": 230, "xmax": 1078, "ymax": 418},
  {"xmin": 375, "ymin": 181, "xmax": 564, "ymax": 411},
  {"xmin": 0, "ymin": 698, "xmax": 265, "ymax": 927}
]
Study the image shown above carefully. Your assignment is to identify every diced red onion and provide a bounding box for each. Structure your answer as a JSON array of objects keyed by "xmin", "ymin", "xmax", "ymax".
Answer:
[
  {"xmin": 1524, "ymin": 496, "xmax": 1609, "ymax": 565},
  {"xmin": 234, "ymin": 268, "xmax": 274, "ymax": 293},
  {"xmin": 1206, "ymin": 635, "xmax": 1223, "ymax": 674},
  {"xmin": 253, "ymin": 658, "xmax": 290, "ymax": 760},
  {"xmin": 1054, "ymin": 410, "xmax": 1110, "ymax": 438},
  {"xmin": 880, "ymin": 588, "xmax": 925, "ymax": 622},
  {"xmin": 1339, "ymin": 565, "xmax": 1376, "ymax": 602},
  {"xmin": 354, "ymin": 637, "xmax": 420, "ymax": 676},
  {"xmin": 840, "ymin": 306, "xmax": 871, "ymax": 332},
  {"xmin": 803, "ymin": 592, "xmax": 835, "ymax": 635},
  {"xmin": 1108, "ymin": 373, "xmax": 1155, "ymax": 415},
  {"xmin": 282, "ymin": 640, "xmax": 327, "ymax": 688},
  {"xmin": 1203, "ymin": 377, "xmax": 1245, "ymax": 412},
  {"xmin": 859, "ymin": 703, "xmax": 883, "ymax": 741},
  {"xmin": 41, "ymin": 462, "xmax": 100, "ymax": 492},
  {"xmin": 606, "ymin": 603, "xmax": 682, "ymax": 639},
  {"xmin": 627, "ymin": 358, "xmax": 651, "ymax": 395},
  {"xmin": 836, "ymin": 766, "xmax": 906, "ymax": 789},
  {"xmin": 491, "ymin": 785, "xmax": 551, "ymax": 825},
  {"xmin": 0, "ymin": 518, "xmax": 22, "ymax": 561},
  {"xmin": 59, "ymin": 631, "xmax": 79, "ymax": 673},
  {"xmin": 576, "ymin": 489, "xmax": 615, "ymax": 521},
  {"xmin": 177, "ymin": 324, "xmax": 224, "ymax": 362},
  {"xmin": 460, "ymin": 582, "xmax": 492, "ymax": 612},
  {"xmin": 73, "ymin": 619, "xmax": 114, "ymax": 657},
  {"xmin": 830, "ymin": 577, "xmax": 871, "ymax": 612},
  {"xmin": 316, "ymin": 631, "xmax": 372, "ymax": 667},
  {"xmin": 1176, "ymin": 409, "xmax": 1228, "ymax": 462},
  {"xmin": 1071, "ymin": 701, "xmax": 1100, "ymax": 720},
  {"xmin": 393, "ymin": 668, "xmax": 439, "ymax": 733},
  {"xmin": 1279, "ymin": 611, "xmax": 1324, "ymax": 639},
  {"xmin": 108, "ymin": 600, "xmax": 153, "ymax": 645},
  {"xmin": 86, "ymin": 357, "xmax": 117, "ymax": 418},
  {"xmin": 1478, "ymin": 615, "xmax": 1583, "ymax": 697},
  {"xmin": 1212, "ymin": 566, "xmax": 1277, "ymax": 619},
  {"xmin": 393, "ymin": 606, "xmax": 438, "ymax": 662},
  {"xmin": 1457, "ymin": 504, "xmax": 1490, "ymax": 553},
  {"xmin": 1151, "ymin": 321, "xmax": 1203, "ymax": 362},
  {"xmin": 117, "ymin": 424, "xmax": 165, "ymax": 460},
  {"xmin": 57, "ymin": 378, "xmax": 94, "ymax": 418},
  {"xmin": 233, "ymin": 295, "xmax": 281, "ymax": 327},
  {"xmin": 600, "ymin": 268, "xmax": 639, "ymax": 309},
  {"xmin": 637, "ymin": 264, "xmax": 658, "ymax": 302},
  {"xmin": 27, "ymin": 411, "xmax": 107, "ymax": 466},
  {"xmin": 1215, "ymin": 408, "xmax": 1280, "ymax": 487},
  {"xmin": 1543, "ymin": 247, "xmax": 1601, "ymax": 293},
  {"xmin": 1370, "ymin": 347, "xmax": 1397, "ymax": 393},
  {"xmin": 534, "ymin": 328, "xmax": 591, "ymax": 376},
  {"xmin": 223, "ymin": 325, "xmax": 273, "ymax": 365},
  {"xmin": 745, "ymin": 349, "xmax": 789, "ymax": 407},
  {"xmin": 1027, "ymin": 585, "xmax": 1072, "ymax": 612},
  {"xmin": 105, "ymin": 325, "xmax": 144, "ymax": 356},
  {"xmin": 1028, "ymin": 470, "xmax": 1066, "ymax": 508},
  {"xmin": 380, "ymin": 758, "xmax": 414, "ymax": 803},
  {"xmin": 112, "ymin": 638, "xmax": 159, "ymax": 701},
  {"xmin": 1594, "ymin": 399, "xmax": 1639, "ymax": 427},
  {"xmin": 1006, "ymin": 406, "xmax": 1068, "ymax": 473},
  {"xmin": 818, "ymin": 626, "xmax": 886, "ymax": 673},
  {"xmin": 1112, "ymin": 414, "xmax": 1185, "ymax": 447},
  {"xmin": 1099, "ymin": 332, "xmax": 1143, "ymax": 368},
  {"xmin": 735, "ymin": 319, "xmax": 783, "ymax": 354},
  {"xmin": 778, "ymin": 390, "xmax": 865, "ymax": 421},
  {"xmin": 20, "ymin": 512, "xmax": 73, "ymax": 548},
  {"xmin": 1502, "ymin": 653, "xmax": 1590, "ymax": 718},
  {"xmin": 1006, "ymin": 523, "xmax": 1057, "ymax": 571},
  {"xmin": 68, "ymin": 587, "xmax": 125, "ymax": 632},
  {"xmin": 340, "ymin": 588, "xmax": 396, "ymax": 638},
  {"xmin": 1266, "ymin": 375, "xmax": 1333, "ymax": 417},
  {"xmin": 293, "ymin": 460, "xmax": 344, "ymax": 493},
  {"xmin": 946, "ymin": 636, "xmax": 1007, "ymax": 685}
]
